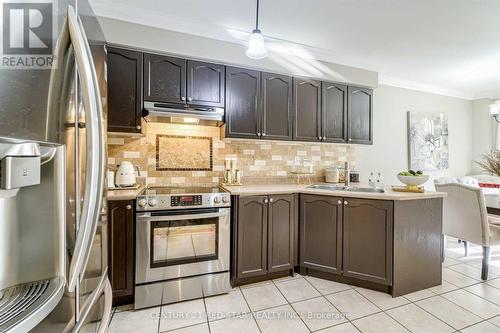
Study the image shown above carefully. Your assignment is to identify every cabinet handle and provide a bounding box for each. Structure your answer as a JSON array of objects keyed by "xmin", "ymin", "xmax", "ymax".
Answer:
[
  {"xmin": 348, "ymin": 138, "xmax": 352, "ymax": 142},
  {"xmin": 269, "ymin": 198, "xmax": 274, "ymax": 203},
  {"xmin": 264, "ymin": 198, "xmax": 269, "ymax": 204},
  {"xmin": 318, "ymin": 136, "xmax": 322, "ymax": 140},
  {"xmin": 262, "ymin": 133, "xmax": 266, "ymax": 137},
  {"xmin": 337, "ymin": 200, "xmax": 342, "ymax": 205},
  {"xmin": 323, "ymin": 136, "xmax": 326, "ymax": 140},
  {"xmin": 187, "ymin": 97, "xmax": 193, "ymax": 102},
  {"xmin": 344, "ymin": 201, "xmax": 348, "ymax": 205},
  {"xmin": 181, "ymin": 96, "xmax": 186, "ymax": 101},
  {"xmin": 136, "ymin": 125, "xmax": 141, "ymax": 130},
  {"xmin": 126, "ymin": 205, "xmax": 132, "ymax": 210},
  {"xmin": 257, "ymin": 132, "xmax": 261, "ymax": 137}
]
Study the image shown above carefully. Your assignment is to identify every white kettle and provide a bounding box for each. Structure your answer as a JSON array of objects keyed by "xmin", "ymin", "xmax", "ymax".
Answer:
[{"xmin": 115, "ymin": 161, "xmax": 137, "ymax": 187}]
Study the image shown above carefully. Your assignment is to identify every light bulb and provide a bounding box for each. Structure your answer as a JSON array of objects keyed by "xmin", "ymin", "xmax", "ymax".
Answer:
[
  {"xmin": 490, "ymin": 101, "xmax": 500, "ymax": 115},
  {"xmin": 246, "ymin": 29, "xmax": 267, "ymax": 59}
]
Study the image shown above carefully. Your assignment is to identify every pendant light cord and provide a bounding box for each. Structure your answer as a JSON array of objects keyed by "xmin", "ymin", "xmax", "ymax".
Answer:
[{"xmin": 255, "ymin": 0, "xmax": 260, "ymax": 30}]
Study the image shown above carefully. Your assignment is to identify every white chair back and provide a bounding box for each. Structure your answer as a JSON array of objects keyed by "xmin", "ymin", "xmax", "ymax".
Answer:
[
  {"xmin": 459, "ymin": 177, "xmax": 480, "ymax": 187},
  {"xmin": 434, "ymin": 177, "xmax": 459, "ymax": 185},
  {"xmin": 435, "ymin": 183, "xmax": 490, "ymax": 246}
]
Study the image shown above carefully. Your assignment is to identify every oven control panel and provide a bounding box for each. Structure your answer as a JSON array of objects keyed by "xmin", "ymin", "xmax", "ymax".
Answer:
[
  {"xmin": 171, "ymin": 195, "xmax": 202, "ymax": 207},
  {"xmin": 136, "ymin": 192, "xmax": 231, "ymax": 211}
]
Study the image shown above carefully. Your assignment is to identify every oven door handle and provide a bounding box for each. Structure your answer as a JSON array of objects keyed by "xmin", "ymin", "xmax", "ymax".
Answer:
[{"xmin": 136, "ymin": 211, "xmax": 228, "ymax": 222}]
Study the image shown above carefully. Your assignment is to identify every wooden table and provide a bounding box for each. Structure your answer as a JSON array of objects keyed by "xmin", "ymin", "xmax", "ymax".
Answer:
[{"xmin": 485, "ymin": 194, "xmax": 500, "ymax": 215}]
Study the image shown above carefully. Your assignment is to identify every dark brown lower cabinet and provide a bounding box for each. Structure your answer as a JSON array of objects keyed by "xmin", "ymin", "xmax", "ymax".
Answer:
[
  {"xmin": 299, "ymin": 195, "xmax": 394, "ymax": 286},
  {"xmin": 343, "ymin": 198, "xmax": 393, "ymax": 285},
  {"xmin": 268, "ymin": 195, "xmax": 294, "ymax": 273},
  {"xmin": 236, "ymin": 196, "xmax": 268, "ymax": 279},
  {"xmin": 300, "ymin": 195, "xmax": 343, "ymax": 274},
  {"xmin": 235, "ymin": 195, "xmax": 294, "ymax": 283},
  {"xmin": 108, "ymin": 200, "xmax": 135, "ymax": 306},
  {"xmin": 295, "ymin": 194, "xmax": 442, "ymax": 296}
]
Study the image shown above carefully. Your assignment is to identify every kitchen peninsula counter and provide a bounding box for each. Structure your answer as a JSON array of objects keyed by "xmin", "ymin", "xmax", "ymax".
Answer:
[
  {"xmin": 226, "ymin": 182, "xmax": 445, "ymax": 297},
  {"xmin": 221, "ymin": 183, "xmax": 447, "ymax": 200}
]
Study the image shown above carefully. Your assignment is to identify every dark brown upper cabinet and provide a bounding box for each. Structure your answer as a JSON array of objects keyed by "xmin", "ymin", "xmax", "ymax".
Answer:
[
  {"xmin": 143, "ymin": 54, "xmax": 186, "ymax": 104},
  {"xmin": 236, "ymin": 196, "xmax": 268, "ymax": 279},
  {"xmin": 343, "ymin": 198, "xmax": 393, "ymax": 285},
  {"xmin": 322, "ymin": 82, "xmax": 347, "ymax": 143},
  {"xmin": 225, "ymin": 70, "xmax": 292, "ymax": 140},
  {"xmin": 348, "ymin": 86, "xmax": 373, "ymax": 144},
  {"xmin": 107, "ymin": 47, "xmax": 143, "ymax": 133},
  {"xmin": 187, "ymin": 60, "xmax": 225, "ymax": 107},
  {"xmin": 268, "ymin": 194, "xmax": 294, "ymax": 273},
  {"xmin": 300, "ymin": 195, "xmax": 343, "ymax": 275},
  {"xmin": 293, "ymin": 78, "xmax": 322, "ymax": 142},
  {"xmin": 108, "ymin": 200, "xmax": 135, "ymax": 306},
  {"xmin": 225, "ymin": 67, "xmax": 261, "ymax": 139},
  {"xmin": 261, "ymin": 72, "xmax": 293, "ymax": 140}
]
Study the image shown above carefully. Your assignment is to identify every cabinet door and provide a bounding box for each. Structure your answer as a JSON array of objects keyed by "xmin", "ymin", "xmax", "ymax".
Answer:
[
  {"xmin": 107, "ymin": 47, "xmax": 143, "ymax": 133},
  {"xmin": 300, "ymin": 195, "xmax": 343, "ymax": 274},
  {"xmin": 348, "ymin": 86, "xmax": 373, "ymax": 144},
  {"xmin": 143, "ymin": 53, "xmax": 186, "ymax": 104},
  {"xmin": 237, "ymin": 196, "xmax": 268, "ymax": 278},
  {"xmin": 268, "ymin": 194, "xmax": 294, "ymax": 273},
  {"xmin": 343, "ymin": 198, "xmax": 393, "ymax": 285},
  {"xmin": 322, "ymin": 82, "xmax": 347, "ymax": 143},
  {"xmin": 225, "ymin": 67, "xmax": 261, "ymax": 139},
  {"xmin": 293, "ymin": 78, "xmax": 321, "ymax": 142},
  {"xmin": 187, "ymin": 60, "xmax": 225, "ymax": 107},
  {"xmin": 108, "ymin": 200, "xmax": 135, "ymax": 306},
  {"xmin": 261, "ymin": 72, "xmax": 292, "ymax": 140}
]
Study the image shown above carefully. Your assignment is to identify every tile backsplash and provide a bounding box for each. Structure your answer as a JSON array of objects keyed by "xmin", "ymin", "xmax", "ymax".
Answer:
[{"xmin": 107, "ymin": 122, "xmax": 356, "ymax": 187}]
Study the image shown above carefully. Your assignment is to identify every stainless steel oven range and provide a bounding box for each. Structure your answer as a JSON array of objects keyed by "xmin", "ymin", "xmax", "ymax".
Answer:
[{"xmin": 135, "ymin": 186, "xmax": 231, "ymax": 309}]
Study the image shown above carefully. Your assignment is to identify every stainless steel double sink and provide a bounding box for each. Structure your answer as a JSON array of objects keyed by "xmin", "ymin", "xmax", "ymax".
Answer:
[{"xmin": 308, "ymin": 184, "xmax": 385, "ymax": 193}]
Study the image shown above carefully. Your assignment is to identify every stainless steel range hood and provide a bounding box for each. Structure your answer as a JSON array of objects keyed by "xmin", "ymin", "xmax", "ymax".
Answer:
[{"xmin": 144, "ymin": 101, "xmax": 224, "ymax": 126}]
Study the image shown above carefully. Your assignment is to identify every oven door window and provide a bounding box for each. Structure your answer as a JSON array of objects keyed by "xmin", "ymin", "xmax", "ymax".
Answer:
[{"xmin": 150, "ymin": 217, "xmax": 218, "ymax": 268}]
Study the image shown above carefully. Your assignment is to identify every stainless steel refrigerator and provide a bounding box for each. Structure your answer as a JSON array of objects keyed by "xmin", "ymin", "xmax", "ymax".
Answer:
[{"xmin": 0, "ymin": 0, "xmax": 111, "ymax": 332}]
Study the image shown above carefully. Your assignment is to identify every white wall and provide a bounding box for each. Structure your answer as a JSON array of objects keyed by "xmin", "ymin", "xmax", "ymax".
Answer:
[
  {"xmin": 355, "ymin": 85, "xmax": 473, "ymax": 187},
  {"xmin": 97, "ymin": 17, "xmax": 378, "ymax": 88},
  {"xmin": 470, "ymin": 99, "xmax": 496, "ymax": 174}
]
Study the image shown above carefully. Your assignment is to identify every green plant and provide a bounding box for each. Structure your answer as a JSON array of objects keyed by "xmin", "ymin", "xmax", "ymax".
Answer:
[{"xmin": 476, "ymin": 150, "xmax": 500, "ymax": 176}]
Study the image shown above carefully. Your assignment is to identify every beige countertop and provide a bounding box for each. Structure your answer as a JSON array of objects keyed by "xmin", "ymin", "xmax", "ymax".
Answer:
[
  {"xmin": 221, "ymin": 183, "xmax": 447, "ymax": 201},
  {"xmin": 107, "ymin": 184, "xmax": 145, "ymax": 201}
]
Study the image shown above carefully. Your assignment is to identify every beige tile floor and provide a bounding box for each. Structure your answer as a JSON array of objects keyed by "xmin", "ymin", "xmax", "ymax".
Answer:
[{"xmin": 107, "ymin": 238, "xmax": 500, "ymax": 333}]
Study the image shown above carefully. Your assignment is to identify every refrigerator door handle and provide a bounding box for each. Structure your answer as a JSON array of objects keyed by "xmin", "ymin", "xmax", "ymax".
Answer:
[
  {"xmin": 66, "ymin": 5, "xmax": 104, "ymax": 292},
  {"xmin": 76, "ymin": 13, "xmax": 106, "ymax": 285},
  {"xmin": 66, "ymin": 268, "xmax": 112, "ymax": 333},
  {"xmin": 96, "ymin": 278, "xmax": 113, "ymax": 333}
]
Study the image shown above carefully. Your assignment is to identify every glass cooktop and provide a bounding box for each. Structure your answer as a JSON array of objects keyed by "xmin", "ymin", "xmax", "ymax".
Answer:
[{"xmin": 143, "ymin": 186, "xmax": 224, "ymax": 195}]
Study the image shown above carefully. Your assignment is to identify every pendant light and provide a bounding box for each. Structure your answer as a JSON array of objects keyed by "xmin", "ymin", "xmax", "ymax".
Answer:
[{"xmin": 246, "ymin": 0, "xmax": 267, "ymax": 59}]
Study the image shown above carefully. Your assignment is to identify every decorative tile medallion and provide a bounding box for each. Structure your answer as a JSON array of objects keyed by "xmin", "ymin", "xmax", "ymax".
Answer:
[{"xmin": 156, "ymin": 135, "xmax": 213, "ymax": 171}]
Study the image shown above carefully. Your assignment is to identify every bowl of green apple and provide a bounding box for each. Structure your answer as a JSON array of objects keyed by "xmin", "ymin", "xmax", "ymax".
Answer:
[{"xmin": 397, "ymin": 170, "xmax": 429, "ymax": 188}]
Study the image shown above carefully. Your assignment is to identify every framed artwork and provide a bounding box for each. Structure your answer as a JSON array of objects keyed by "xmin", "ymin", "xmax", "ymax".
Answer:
[{"xmin": 407, "ymin": 111, "xmax": 449, "ymax": 171}]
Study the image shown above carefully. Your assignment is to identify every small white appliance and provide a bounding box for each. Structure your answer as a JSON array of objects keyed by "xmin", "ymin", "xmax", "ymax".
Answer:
[{"xmin": 116, "ymin": 161, "xmax": 137, "ymax": 187}]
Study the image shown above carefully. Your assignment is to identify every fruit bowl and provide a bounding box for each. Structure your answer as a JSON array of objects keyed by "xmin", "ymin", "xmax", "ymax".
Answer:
[{"xmin": 397, "ymin": 175, "xmax": 429, "ymax": 187}]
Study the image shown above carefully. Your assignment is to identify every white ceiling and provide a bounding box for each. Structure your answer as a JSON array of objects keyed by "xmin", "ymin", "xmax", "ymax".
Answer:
[{"xmin": 90, "ymin": 0, "xmax": 500, "ymax": 100}]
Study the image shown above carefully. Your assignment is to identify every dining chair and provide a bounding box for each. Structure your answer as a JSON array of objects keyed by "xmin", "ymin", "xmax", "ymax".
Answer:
[{"xmin": 435, "ymin": 182, "xmax": 500, "ymax": 280}]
